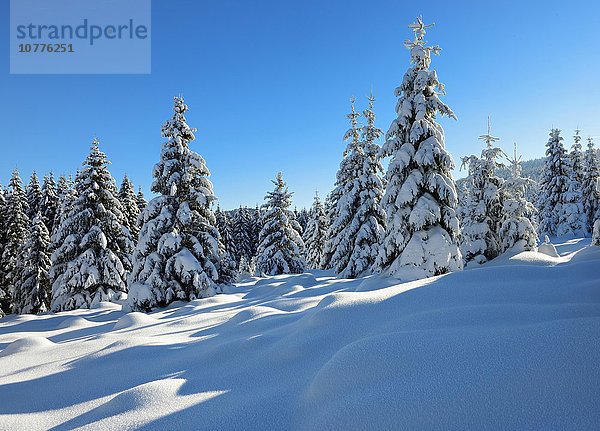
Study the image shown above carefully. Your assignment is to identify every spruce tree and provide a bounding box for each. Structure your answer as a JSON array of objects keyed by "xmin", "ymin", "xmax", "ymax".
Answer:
[
  {"xmin": 459, "ymin": 120, "xmax": 507, "ymax": 264},
  {"xmin": 53, "ymin": 175, "xmax": 76, "ymax": 235},
  {"xmin": 215, "ymin": 207, "xmax": 238, "ymax": 285},
  {"xmin": 128, "ymin": 96, "xmax": 222, "ymax": 311},
  {"xmin": 255, "ymin": 172, "xmax": 305, "ymax": 276},
  {"xmin": 374, "ymin": 17, "xmax": 462, "ymax": 279},
  {"xmin": 249, "ymin": 205, "xmax": 262, "ymax": 258},
  {"xmin": 582, "ymin": 137, "xmax": 600, "ymax": 234},
  {"xmin": 321, "ymin": 190, "xmax": 340, "ymax": 269},
  {"xmin": 303, "ymin": 192, "xmax": 328, "ymax": 269},
  {"xmin": 0, "ymin": 186, "xmax": 8, "ymax": 316},
  {"xmin": 1, "ymin": 170, "xmax": 30, "ymax": 313},
  {"xmin": 215, "ymin": 207, "xmax": 235, "ymax": 257},
  {"xmin": 136, "ymin": 186, "xmax": 147, "ymax": 213},
  {"xmin": 499, "ymin": 143, "xmax": 538, "ymax": 252},
  {"xmin": 232, "ymin": 206, "xmax": 253, "ymax": 264},
  {"xmin": 13, "ymin": 213, "xmax": 51, "ymax": 314},
  {"xmin": 119, "ymin": 175, "xmax": 141, "ymax": 240},
  {"xmin": 538, "ymin": 129, "xmax": 570, "ymax": 237},
  {"xmin": 296, "ymin": 208, "xmax": 310, "ymax": 234},
  {"xmin": 555, "ymin": 129, "xmax": 587, "ymax": 236},
  {"xmin": 50, "ymin": 139, "xmax": 133, "ymax": 311},
  {"xmin": 26, "ymin": 171, "xmax": 42, "ymax": 220},
  {"xmin": 570, "ymin": 129, "xmax": 584, "ymax": 185},
  {"xmin": 40, "ymin": 172, "xmax": 59, "ymax": 234},
  {"xmin": 327, "ymin": 95, "xmax": 386, "ymax": 278}
]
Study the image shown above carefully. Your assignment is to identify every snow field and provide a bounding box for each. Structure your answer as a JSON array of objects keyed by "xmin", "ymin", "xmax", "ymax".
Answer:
[{"xmin": 0, "ymin": 239, "xmax": 599, "ymax": 430}]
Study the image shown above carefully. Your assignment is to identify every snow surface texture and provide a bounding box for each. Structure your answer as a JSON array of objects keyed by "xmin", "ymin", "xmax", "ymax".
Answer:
[{"xmin": 0, "ymin": 239, "xmax": 599, "ymax": 430}]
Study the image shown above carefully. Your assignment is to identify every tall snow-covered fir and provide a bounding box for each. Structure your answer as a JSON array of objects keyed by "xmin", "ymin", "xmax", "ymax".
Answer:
[
  {"xmin": 326, "ymin": 95, "xmax": 386, "ymax": 278},
  {"xmin": 214, "ymin": 207, "xmax": 238, "ymax": 285},
  {"xmin": 374, "ymin": 17, "xmax": 462, "ymax": 280},
  {"xmin": 303, "ymin": 192, "xmax": 328, "ymax": 269},
  {"xmin": 40, "ymin": 172, "xmax": 59, "ymax": 235},
  {"xmin": 12, "ymin": 213, "xmax": 52, "ymax": 314},
  {"xmin": 215, "ymin": 207, "xmax": 235, "ymax": 258},
  {"xmin": 499, "ymin": 143, "xmax": 538, "ymax": 252},
  {"xmin": 537, "ymin": 129, "xmax": 571, "ymax": 237},
  {"xmin": 0, "ymin": 170, "xmax": 30, "ymax": 314},
  {"xmin": 570, "ymin": 129, "xmax": 584, "ymax": 185},
  {"xmin": 50, "ymin": 139, "xmax": 134, "ymax": 311},
  {"xmin": 26, "ymin": 171, "xmax": 42, "ymax": 220},
  {"xmin": 119, "ymin": 175, "xmax": 142, "ymax": 240},
  {"xmin": 127, "ymin": 96, "xmax": 222, "ymax": 311},
  {"xmin": 321, "ymin": 188, "xmax": 342, "ymax": 270},
  {"xmin": 53, "ymin": 175, "xmax": 76, "ymax": 233},
  {"xmin": 459, "ymin": 120, "xmax": 507, "ymax": 264},
  {"xmin": 582, "ymin": 137, "xmax": 600, "ymax": 234},
  {"xmin": 0, "ymin": 186, "xmax": 8, "ymax": 316},
  {"xmin": 255, "ymin": 172, "xmax": 305, "ymax": 276},
  {"xmin": 553, "ymin": 128, "xmax": 587, "ymax": 237},
  {"xmin": 232, "ymin": 206, "xmax": 253, "ymax": 265},
  {"xmin": 136, "ymin": 186, "xmax": 147, "ymax": 213}
]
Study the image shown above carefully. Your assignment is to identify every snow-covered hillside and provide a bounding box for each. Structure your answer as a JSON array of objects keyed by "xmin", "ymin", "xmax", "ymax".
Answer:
[{"xmin": 1, "ymin": 238, "xmax": 599, "ymax": 430}]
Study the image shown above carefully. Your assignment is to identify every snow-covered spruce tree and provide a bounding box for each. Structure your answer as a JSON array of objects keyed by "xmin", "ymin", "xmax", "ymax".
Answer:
[
  {"xmin": 237, "ymin": 255, "xmax": 255, "ymax": 279},
  {"xmin": 136, "ymin": 186, "xmax": 147, "ymax": 213},
  {"xmin": 499, "ymin": 143, "xmax": 538, "ymax": 252},
  {"xmin": 40, "ymin": 172, "xmax": 59, "ymax": 234},
  {"xmin": 53, "ymin": 175, "xmax": 76, "ymax": 235},
  {"xmin": 320, "ymin": 190, "xmax": 340, "ymax": 269},
  {"xmin": 0, "ymin": 186, "xmax": 8, "ymax": 316},
  {"xmin": 582, "ymin": 137, "xmax": 600, "ymax": 234},
  {"xmin": 127, "ymin": 96, "xmax": 222, "ymax": 311},
  {"xmin": 12, "ymin": 213, "xmax": 51, "ymax": 314},
  {"xmin": 327, "ymin": 95, "xmax": 386, "ymax": 278},
  {"xmin": 374, "ymin": 18, "xmax": 462, "ymax": 279},
  {"xmin": 459, "ymin": 120, "xmax": 507, "ymax": 264},
  {"xmin": 296, "ymin": 208, "xmax": 310, "ymax": 234},
  {"xmin": 215, "ymin": 207, "xmax": 234, "ymax": 256},
  {"xmin": 249, "ymin": 205, "xmax": 262, "ymax": 258},
  {"xmin": 232, "ymin": 206, "xmax": 253, "ymax": 264},
  {"xmin": 570, "ymin": 129, "xmax": 584, "ymax": 185},
  {"xmin": 50, "ymin": 139, "xmax": 134, "ymax": 311},
  {"xmin": 558, "ymin": 174, "xmax": 586, "ymax": 237},
  {"xmin": 554, "ymin": 128, "xmax": 587, "ymax": 237},
  {"xmin": 255, "ymin": 172, "xmax": 305, "ymax": 276},
  {"xmin": 119, "ymin": 175, "xmax": 141, "ymax": 240},
  {"xmin": 215, "ymin": 207, "xmax": 238, "ymax": 285},
  {"xmin": 303, "ymin": 192, "xmax": 329, "ymax": 269},
  {"xmin": 0, "ymin": 170, "xmax": 30, "ymax": 313},
  {"xmin": 26, "ymin": 171, "xmax": 42, "ymax": 220},
  {"xmin": 322, "ymin": 100, "xmax": 362, "ymax": 275},
  {"xmin": 537, "ymin": 129, "xmax": 570, "ymax": 238}
]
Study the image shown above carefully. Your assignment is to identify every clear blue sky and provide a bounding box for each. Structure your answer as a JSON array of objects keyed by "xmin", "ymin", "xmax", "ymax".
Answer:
[{"xmin": 1, "ymin": 0, "xmax": 599, "ymax": 209}]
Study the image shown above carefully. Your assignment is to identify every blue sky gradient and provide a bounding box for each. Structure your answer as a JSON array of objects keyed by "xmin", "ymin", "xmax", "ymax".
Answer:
[{"xmin": 1, "ymin": 0, "xmax": 599, "ymax": 209}]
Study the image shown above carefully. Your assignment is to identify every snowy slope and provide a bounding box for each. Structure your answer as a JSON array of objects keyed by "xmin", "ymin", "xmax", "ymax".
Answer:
[{"xmin": 0, "ymin": 239, "xmax": 599, "ymax": 430}]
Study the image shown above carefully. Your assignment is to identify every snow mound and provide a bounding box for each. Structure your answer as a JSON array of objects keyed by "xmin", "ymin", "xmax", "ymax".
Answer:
[
  {"xmin": 354, "ymin": 275, "xmax": 400, "ymax": 292},
  {"xmin": 113, "ymin": 312, "xmax": 156, "ymax": 330},
  {"xmin": 55, "ymin": 316, "xmax": 91, "ymax": 330},
  {"xmin": 67, "ymin": 379, "xmax": 226, "ymax": 431},
  {"xmin": 0, "ymin": 336, "xmax": 55, "ymax": 357}
]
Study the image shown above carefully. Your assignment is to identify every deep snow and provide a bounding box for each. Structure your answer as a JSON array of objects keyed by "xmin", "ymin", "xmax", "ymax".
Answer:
[{"xmin": 0, "ymin": 238, "xmax": 599, "ymax": 430}]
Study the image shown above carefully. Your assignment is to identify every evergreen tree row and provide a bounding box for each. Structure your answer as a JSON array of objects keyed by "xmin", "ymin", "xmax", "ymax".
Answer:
[
  {"xmin": 1, "ymin": 17, "xmax": 599, "ymax": 318},
  {"xmin": 0, "ymin": 157, "xmax": 148, "ymax": 316}
]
